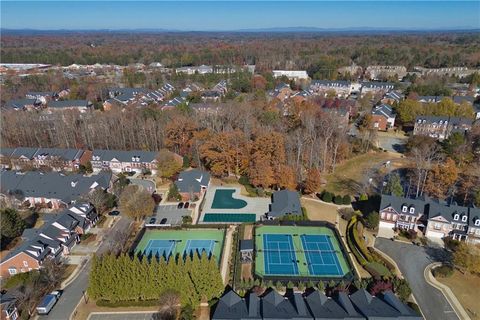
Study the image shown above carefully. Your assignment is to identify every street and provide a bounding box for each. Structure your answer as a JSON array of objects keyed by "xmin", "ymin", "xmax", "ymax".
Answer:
[
  {"xmin": 375, "ymin": 238, "xmax": 458, "ymax": 320},
  {"xmin": 43, "ymin": 216, "xmax": 132, "ymax": 320}
]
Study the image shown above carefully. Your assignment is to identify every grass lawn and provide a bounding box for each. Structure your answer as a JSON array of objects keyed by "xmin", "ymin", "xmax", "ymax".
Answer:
[
  {"xmin": 301, "ymin": 198, "xmax": 338, "ymax": 224},
  {"xmin": 323, "ymin": 151, "xmax": 406, "ymax": 195},
  {"xmin": 437, "ymin": 270, "xmax": 480, "ymax": 319}
]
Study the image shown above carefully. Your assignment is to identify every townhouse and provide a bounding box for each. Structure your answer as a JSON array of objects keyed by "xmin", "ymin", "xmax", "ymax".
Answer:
[
  {"xmin": 212, "ymin": 288, "xmax": 421, "ymax": 320},
  {"xmin": 0, "ymin": 203, "xmax": 98, "ymax": 279},
  {"xmin": 176, "ymin": 65, "xmax": 213, "ymax": 75},
  {"xmin": 365, "ymin": 65, "xmax": 407, "ymax": 81},
  {"xmin": 371, "ymin": 104, "xmax": 396, "ymax": 131},
  {"xmin": 272, "ymin": 70, "xmax": 309, "ymax": 81},
  {"xmin": 201, "ymin": 80, "xmax": 228, "ymax": 102},
  {"xmin": 381, "ymin": 91, "xmax": 404, "ymax": 105},
  {"xmin": 378, "ymin": 194, "xmax": 480, "ymax": 245},
  {"xmin": 413, "ymin": 115, "xmax": 472, "ymax": 140},
  {"xmin": 0, "ymin": 147, "xmax": 91, "ymax": 171},
  {"xmin": 91, "ymin": 149, "xmax": 158, "ymax": 174},
  {"xmin": 360, "ymin": 81, "xmax": 395, "ymax": 97},
  {"xmin": 309, "ymin": 80, "xmax": 359, "ymax": 98},
  {"xmin": 414, "ymin": 66, "xmax": 478, "ymax": 78},
  {"xmin": 0, "ymin": 292, "xmax": 19, "ymax": 320},
  {"xmin": 47, "ymin": 100, "xmax": 93, "ymax": 113},
  {"xmin": 269, "ymin": 83, "xmax": 293, "ymax": 102},
  {"xmin": 4, "ymin": 99, "xmax": 42, "ymax": 111},
  {"xmin": 0, "ymin": 170, "xmax": 111, "ymax": 209}
]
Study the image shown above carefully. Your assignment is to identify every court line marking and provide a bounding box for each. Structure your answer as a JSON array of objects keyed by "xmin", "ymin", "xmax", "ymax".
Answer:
[{"xmin": 301, "ymin": 235, "xmax": 342, "ymax": 276}]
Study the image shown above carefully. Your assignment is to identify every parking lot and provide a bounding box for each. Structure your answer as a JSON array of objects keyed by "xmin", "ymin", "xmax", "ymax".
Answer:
[
  {"xmin": 145, "ymin": 204, "xmax": 191, "ymax": 226},
  {"xmin": 88, "ymin": 312, "xmax": 159, "ymax": 320}
]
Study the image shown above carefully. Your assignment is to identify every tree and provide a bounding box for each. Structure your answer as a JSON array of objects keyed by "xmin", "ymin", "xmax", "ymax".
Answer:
[
  {"xmin": 453, "ymin": 242, "xmax": 480, "ymax": 274},
  {"xmin": 85, "ymin": 189, "xmax": 109, "ymax": 214},
  {"xmin": 168, "ymin": 183, "xmax": 181, "ymax": 201},
  {"xmin": 424, "ymin": 158, "xmax": 458, "ymax": 199},
  {"xmin": 364, "ymin": 211, "xmax": 379, "ymax": 230},
  {"xmin": 119, "ymin": 185, "xmax": 155, "ymax": 221},
  {"xmin": 157, "ymin": 149, "xmax": 182, "ymax": 179},
  {"xmin": 322, "ymin": 192, "xmax": 333, "ymax": 203},
  {"xmin": 396, "ymin": 99, "xmax": 422, "ymax": 124},
  {"xmin": 156, "ymin": 290, "xmax": 180, "ymax": 320},
  {"xmin": 304, "ymin": 168, "xmax": 321, "ymax": 194},
  {"xmin": 383, "ymin": 172, "xmax": 404, "ymax": 197},
  {"xmin": 0, "ymin": 208, "xmax": 26, "ymax": 242},
  {"xmin": 276, "ymin": 165, "xmax": 296, "ymax": 190}
]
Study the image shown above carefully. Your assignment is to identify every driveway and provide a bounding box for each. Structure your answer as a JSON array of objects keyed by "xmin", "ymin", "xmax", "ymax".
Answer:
[
  {"xmin": 376, "ymin": 131, "xmax": 408, "ymax": 153},
  {"xmin": 128, "ymin": 178, "xmax": 156, "ymax": 193},
  {"xmin": 375, "ymin": 238, "xmax": 458, "ymax": 320},
  {"xmin": 44, "ymin": 216, "xmax": 132, "ymax": 320}
]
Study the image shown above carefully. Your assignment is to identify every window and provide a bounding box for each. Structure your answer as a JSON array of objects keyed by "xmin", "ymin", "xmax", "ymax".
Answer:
[
  {"xmin": 402, "ymin": 206, "xmax": 407, "ymax": 213},
  {"xmin": 475, "ymin": 220, "xmax": 480, "ymax": 226},
  {"xmin": 386, "ymin": 214, "xmax": 391, "ymax": 220},
  {"xmin": 434, "ymin": 223, "xmax": 441, "ymax": 230},
  {"xmin": 454, "ymin": 214, "xmax": 459, "ymax": 221},
  {"xmin": 409, "ymin": 207, "xmax": 415, "ymax": 214},
  {"xmin": 462, "ymin": 215, "xmax": 468, "ymax": 222},
  {"xmin": 8, "ymin": 268, "xmax": 17, "ymax": 275},
  {"xmin": 23, "ymin": 261, "xmax": 28, "ymax": 267},
  {"xmin": 381, "ymin": 212, "xmax": 385, "ymax": 219}
]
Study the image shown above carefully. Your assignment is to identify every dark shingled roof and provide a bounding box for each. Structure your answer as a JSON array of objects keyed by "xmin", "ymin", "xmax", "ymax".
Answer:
[
  {"xmin": 0, "ymin": 171, "xmax": 111, "ymax": 204},
  {"xmin": 305, "ymin": 291, "xmax": 363, "ymax": 319},
  {"xmin": 48, "ymin": 100, "xmax": 91, "ymax": 108},
  {"xmin": 268, "ymin": 190, "xmax": 301, "ymax": 217},
  {"xmin": 240, "ymin": 239, "xmax": 254, "ymax": 251},
  {"xmin": 349, "ymin": 289, "xmax": 401, "ymax": 319},
  {"xmin": 175, "ymin": 169, "xmax": 211, "ymax": 194},
  {"xmin": 92, "ymin": 149, "xmax": 157, "ymax": 163}
]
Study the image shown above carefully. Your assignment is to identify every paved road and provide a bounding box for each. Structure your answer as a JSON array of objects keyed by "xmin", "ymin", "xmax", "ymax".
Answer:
[
  {"xmin": 89, "ymin": 313, "xmax": 159, "ymax": 320},
  {"xmin": 43, "ymin": 216, "xmax": 132, "ymax": 320},
  {"xmin": 375, "ymin": 238, "xmax": 458, "ymax": 320},
  {"xmin": 128, "ymin": 178, "xmax": 156, "ymax": 193}
]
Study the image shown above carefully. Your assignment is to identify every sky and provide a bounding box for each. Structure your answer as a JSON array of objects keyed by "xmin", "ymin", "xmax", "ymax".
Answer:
[{"xmin": 1, "ymin": 1, "xmax": 479, "ymax": 31}]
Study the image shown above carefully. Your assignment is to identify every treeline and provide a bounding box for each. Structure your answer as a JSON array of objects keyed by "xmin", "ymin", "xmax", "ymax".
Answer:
[
  {"xmin": 88, "ymin": 252, "xmax": 224, "ymax": 306},
  {"xmin": 395, "ymin": 98, "xmax": 475, "ymax": 124},
  {"xmin": 1, "ymin": 32, "xmax": 479, "ymax": 70},
  {"xmin": 1, "ymin": 100, "xmax": 350, "ymax": 188}
]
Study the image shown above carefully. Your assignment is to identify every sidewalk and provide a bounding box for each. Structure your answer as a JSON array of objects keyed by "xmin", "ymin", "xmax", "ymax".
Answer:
[
  {"xmin": 424, "ymin": 262, "xmax": 471, "ymax": 320},
  {"xmin": 220, "ymin": 225, "xmax": 235, "ymax": 284}
]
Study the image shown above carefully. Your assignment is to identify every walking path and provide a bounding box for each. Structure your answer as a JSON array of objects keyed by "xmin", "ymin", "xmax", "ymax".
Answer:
[
  {"xmin": 424, "ymin": 262, "xmax": 470, "ymax": 320},
  {"xmin": 220, "ymin": 225, "xmax": 236, "ymax": 284}
]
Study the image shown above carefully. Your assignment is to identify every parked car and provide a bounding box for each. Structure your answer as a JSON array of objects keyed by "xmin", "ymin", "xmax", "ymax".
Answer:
[
  {"xmin": 177, "ymin": 202, "xmax": 184, "ymax": 209},
  {"xmin": 184, "ymin": 202, "xmax": 190, "ymax": 209},
  {"xmin": 36, "ymin": 291, "xmax": 61, "ymax": 315},
  {"xmin": 108, "ymin": 210, "xmax": 120, "ymax": 216},
  {"xmin": 149, "ymin": 217, "xmax": 156, "ymax": 224},
  {"xmin": 160, "ymin": 218, "xmax": 167, "ymax": 224}
]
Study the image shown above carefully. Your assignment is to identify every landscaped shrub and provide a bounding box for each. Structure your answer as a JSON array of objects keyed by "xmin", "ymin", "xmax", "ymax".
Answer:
[
  {"xmin": 342, "ymin": 195, "xmax": 351, "ymax": 205},
  {"xmin": 322, "ymin": 192, "xmax": 333, "ymax": 203},
  {"xmin": 334, "ymin": 195, "xmax": 343, "ymax": 205},
  {"xmin": 96, "ymin": 299, "xmax": 159, "ymax": 307},
  {"xmin": 432, "ymin": 265, "xmax": 454, "ymax": 278},
  {"xmin": 238, "ymin": 176, "xmax": 250, "ymax": 185},
  {"xmin": 365, "ymin": 262, "xmax": 391, "ymax": 278},
  {"xmin": 359, "ymin": 194, "xmax": 369, "ymax": 201}
]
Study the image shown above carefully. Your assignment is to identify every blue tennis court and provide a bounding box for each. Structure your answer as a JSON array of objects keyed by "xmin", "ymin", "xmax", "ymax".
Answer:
[
  {"xmin": 144, "ymin": 239, "xmax": 176, "ymax": 258},
  {"xmin": 184, "ymin": 239, "xmax": 216, "ymax": 256},
  {"xmin": 301, "ymin": 234, "xmax": 343, "ymax": 276},
  {"xmin": 263, "ymin": 234, "xmax": 299, "ymax": 275}
]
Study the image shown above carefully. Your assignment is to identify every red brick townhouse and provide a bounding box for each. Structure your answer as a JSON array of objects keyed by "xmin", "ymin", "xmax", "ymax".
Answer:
[{"xmin": 0, "ymin": 203, "xmax": 98, "ymax": 279}]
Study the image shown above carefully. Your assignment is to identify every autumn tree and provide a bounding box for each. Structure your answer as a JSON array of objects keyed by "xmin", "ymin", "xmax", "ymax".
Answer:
[
  {"xmin": 424, "ymin": 158, "xmax": 458, "ymax": 199},
  {"xmin": 119, "ymin": 185, "xmax": 155, "ymax": 221},
  {"xmin": 85, "ymin": 189, "xmax": 110, "ymax": 214},
  {"xmin": 276, "ymin": 165, "xmax": 297, "ymax": 191},
  {"xmin": 453, "ymin": 242, "xmax": 480, "ymax": 274},
  {"xmin": 157, "ymin": 149, "xmax": 182, "ymax": 179},
  {"xmin": 304, "ymin": 168, "xmax": 321, "ymax": 194}
]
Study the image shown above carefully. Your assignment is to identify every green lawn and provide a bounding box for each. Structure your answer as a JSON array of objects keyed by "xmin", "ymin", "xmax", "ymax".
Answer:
[
  {"xmin": 135, "ymin": 229, "xmax": 225, "ymax": 263},
  {"xmin": 254, "ymin": 225, "xmax": 351, "ymax": 278},
  {"xmin": 324, "ymin": 152, "xmax": 405, "ymax": 195}
]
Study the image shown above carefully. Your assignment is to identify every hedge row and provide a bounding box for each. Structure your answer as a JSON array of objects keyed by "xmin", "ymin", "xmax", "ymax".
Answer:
[
  {"xmin": 96, "ymin": 299, "xmax": 159, "ymax": 308},
  {"xmin": 320, "ymin": 191, "xmax": 351, "ymax": 205}
]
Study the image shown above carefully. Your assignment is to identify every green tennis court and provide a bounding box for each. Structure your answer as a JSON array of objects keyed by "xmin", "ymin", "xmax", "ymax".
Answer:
[
  {"xmin": 135, "ymin": 229, "xmax": 225, "ymax": 263},
  {"xmin": 255, "ymin": 225, "xmax": 351, "ymax": 278},
  {"xmin": 203, "ymin": 213, "xmax": 256, "ymax": 223},
  {"xmin": 211, "ymin": 189, "xmax": 247, "ymax": 209}
]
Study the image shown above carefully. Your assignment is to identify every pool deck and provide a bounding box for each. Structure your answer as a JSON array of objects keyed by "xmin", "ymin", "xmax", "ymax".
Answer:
[{"xmin": 199, "ymin": 186, "xmax": 270, "ymax": 223}]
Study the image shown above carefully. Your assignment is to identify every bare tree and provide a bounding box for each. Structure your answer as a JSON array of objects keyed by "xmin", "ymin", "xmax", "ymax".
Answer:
[{"xmin": 410, "ymin": 143, "xmax": 442, "ymax": 197}]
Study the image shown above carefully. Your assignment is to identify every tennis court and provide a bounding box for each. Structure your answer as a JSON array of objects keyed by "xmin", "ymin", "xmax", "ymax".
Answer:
[
  {"xmin": 263, "ymin": 234, "xmax": 299, "ymax": 275},
  {"xmin": 203, "ymin": 213, "xmax": 256, "ymax": 223},
  {"xmin": 301, "ymin": 234, "xmax": 344, "ymax": 276},
  {"xmin": 211, "ymin": 189, "xmax": 248, "ymax": 209},
  {"xmin": 135, "ymin": 229, "xmax": 225, "ymax": 263},
  {"xmin": 255, "ymin": 225, "xmax": 351, "ymax": 278}
]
